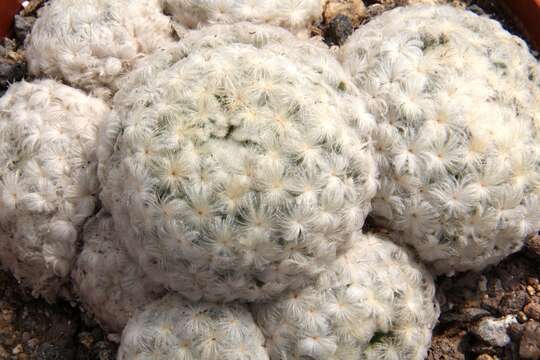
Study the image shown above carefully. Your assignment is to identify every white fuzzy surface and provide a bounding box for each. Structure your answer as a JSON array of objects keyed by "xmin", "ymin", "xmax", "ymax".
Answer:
[
  {"xmin": 0, "ymin": 79, "xmax": 109, "ymax": 302},
  {"xmin": 163, "ymin": 0, "xmax": 324, "ymax": 38},
  {"xmin": 98, "ymin": 23, "xmax": 377, "ymax": 302},
  {"xmin": 341, "ymin": 5, "xmax": 540, "ymax": 274},
  {"xmin": 253, "ymin": 232, "xmax": 439, "ymax": 360},
  {"xmin": 25, "ymin": 0, "xmax": 175, "ymax": 100},
  {"xmin": 118, "ymin": 294, "xmax": 269, "ymax": 360},
  {"xmin": 72, "ymin": 210, "xmax": 164, "ymax": 333}
]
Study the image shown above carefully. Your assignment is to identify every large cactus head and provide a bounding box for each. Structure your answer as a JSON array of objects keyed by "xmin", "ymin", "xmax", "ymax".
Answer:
[
  {"xmin": 98, "ymin": 23, "xmax": 377, "ymax": 302},
  {"xmin": 341, "ymin": 5, "xmax": 540, "ymax": 274}
]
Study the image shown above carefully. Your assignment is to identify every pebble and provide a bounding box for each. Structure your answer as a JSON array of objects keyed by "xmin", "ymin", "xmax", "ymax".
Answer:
[
  {"xmin": 525, "ymin": 234, "xmax": 540, "ymax": 260},
  {"xmin": 527, "ymin": 285, "xmax": 536, "ymax": 296},
  {"xmin": 520, "ymin": 320, "xmax": 540, "ymax": 359},
  {"xmin": 325, "ymin": 15, "xmax": 354, "ymax": 45},
  {"xmin": 12, "ymin": 344, "xmax": 23, "ymax": 355},
  {"xmin": 524, "ymin": 302, "xmax": 540, "ymax": 321},
  {"xmin": 472, "ymin": 315, "xmax": 517, "ymax": 347},
  {"xmin": 476, "ymin": 354, "xmax": 494, "ymax": 360},
  {"xmin": 518, "ymin": 311, "xmax": 529, "ymax": 323}
]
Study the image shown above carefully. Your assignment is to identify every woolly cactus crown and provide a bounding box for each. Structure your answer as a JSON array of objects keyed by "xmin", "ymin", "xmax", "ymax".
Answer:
[
  {"xmin": 252, "ymin": 232, "xmax": 439, "ymax": 360},
  {"xmin": 98, "ymin": 23, "xmax": 377, "ymax": 303},
  {"xmin": 0, "ymin": 79, "xmax": 109, "ymax": 301},
  {"xmin": 72, "ymin": 211, "xmax": 164, "ymax": 333},
  {"xmin": 163, "ymin": 0, "xmax": 323, "ymax": 38},
  {"xmin": 25, "ymin": 0, "xmax": 175, "ymax": 100},
  {"xmin": 340, "ymin": 5, "xmax": 540, "ymax": 274},
  {"xmin": 118, "ymin": 294, "xmax": 269, "ymax": 360}
]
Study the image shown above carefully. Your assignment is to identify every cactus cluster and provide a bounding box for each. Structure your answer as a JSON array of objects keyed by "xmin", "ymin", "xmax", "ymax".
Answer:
[
  {"xmin": 98, "ymin": 22, "xmax": 377, "ymax": 303},
  {"xmin": 340, "ymin": 5, "xmax": 540, "ymax": 274},
  {"xmin": 1, "ymin": 1, "xmax": 539, "ymax": 359},
  {"xmin": 0, "ymin": 79, "xmax": 109, "ymax": 301}
]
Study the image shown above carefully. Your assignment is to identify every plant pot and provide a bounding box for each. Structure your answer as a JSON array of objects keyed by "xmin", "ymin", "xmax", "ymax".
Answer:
[
  {"xmin": 0, "ymin": 0, "xmax": 22, "ymax": 39},
  {"xmin": 501, "ymin": 0, "xmax": 540, "ymax": 51}
]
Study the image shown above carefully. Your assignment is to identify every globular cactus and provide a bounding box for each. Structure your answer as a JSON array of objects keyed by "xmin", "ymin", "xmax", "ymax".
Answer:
[
  {"xmin": 252, "ymin": 232, "xmax": 439, "ymax": 360},
  {"xmin": 0, "ymin": 79, "xmax": 109, "ymax": 302},
  {"xmin": 163, "ymin": 0, "xmax": 324, "ymax": 38},
  {"xmin": 340, "ymin": 5, "xmax": 540, "ymax": 274},
  {"xmin": 72, "ymin": 210, "xmax": 165, "ymax": 333},
  {"xmin": 98, "ymin": 23, "xmax": 377, "ymax": 303},
  {"xmin": 117, "ymin": 294, "xmax": 269, "ymax": 360},
  {"xmin": 25, "ymin": 0, "xmax": 175, "ymax": 100}
]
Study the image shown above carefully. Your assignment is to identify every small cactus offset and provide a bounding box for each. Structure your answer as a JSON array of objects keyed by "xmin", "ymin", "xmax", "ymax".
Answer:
[
  {"xmin": 0, "ymin": 79, "xmax": 109, "ymax": 302},
  {"xmin": 163, "ymin": 0, "xmax": 324, "ymax": 38},
  {"xmin": 98, "ymin": 22, "xmax": 377, "ymax": 303},
  {"xmin": 252, "ymin": 232, "xmax": 439, "ymax": 360},
  {"xmin": 117, "ymin": 293, "xmax": 269, "ymax": 360},
  {"xmin": 25, "ymin": 0, "xmax": 176, "ymax": 100},
  {"xmin": 72, "ymin": 210, "xmax": 165, "ymax": 333},
  {"xmin": 340, "ymin": 5, "xmax": 540, "ymax": 275}
]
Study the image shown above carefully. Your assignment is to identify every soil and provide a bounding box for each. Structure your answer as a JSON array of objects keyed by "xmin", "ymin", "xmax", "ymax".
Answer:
[{"xmin": 1, "ymin": 1, "xmax": 539, "ymax": 359}]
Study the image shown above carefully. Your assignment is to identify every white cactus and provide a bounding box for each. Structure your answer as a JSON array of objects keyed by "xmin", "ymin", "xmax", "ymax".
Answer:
[
  {"xmin": 252, "ymin": 232, "xmax": 440, "ymax": 360},
  {"xmin": 0, "ymin": 79, "xmax": 109, "ymax": 302},
  {"xmin": 72, "ymin": 210, "xmax": 165, "ymax": 333},
  {"xmin": 163, "ymin": 0, "xmax": 324, "ymax": 38},
  {"xmin": 98, "ymin": 23, "xmax": 377, "ymax": 302},
  {"xmin": 340, "ymin": 5, "xmax": 540, "ymax": 274},
  {"xmin": 117, "ymin": 294, "xmax": 269, "ymax": 360},
  {"xmin": 25, "ymin": 0, "xmax": 176, "ymax": 100}
]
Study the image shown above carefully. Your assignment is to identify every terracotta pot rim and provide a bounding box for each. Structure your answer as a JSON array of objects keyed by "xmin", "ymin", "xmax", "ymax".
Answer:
[
  {"xmin": 502, "ymin": 0, "xmax": 540, "ymax": 51},
  {"xmin": 0, "ymin": 0, "xmax": 22, "ymax": 39}
]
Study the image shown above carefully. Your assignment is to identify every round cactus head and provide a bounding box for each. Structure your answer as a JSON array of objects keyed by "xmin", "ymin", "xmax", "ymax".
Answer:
[
  {"xmin": 25, "ymin": 0, "xmax": 175, "ymax": 100},
  {"xmin": 98, "ymin": 23, "xmax": 377, "ymax": 302},
  {"xmin": 0, "ymin": 79, "xmax": 109, "ymax": 301},
  {"xmin": 252, "ymin": 232, "xmax": 439, "ymax": 360},
  {"xmin": 163, "ymin": 0, "xmax": 324, "ymax": 38},
  {"xmin": 72, "ymin": 210, "xmax": 165, "ymax": 333},
  {"xmin": 341, "ymin": 5, "xmax": 540, "ymax": 274},
  {"xmin": 118, "ymin": 294, "xmax": 269, "ymax": 360}
]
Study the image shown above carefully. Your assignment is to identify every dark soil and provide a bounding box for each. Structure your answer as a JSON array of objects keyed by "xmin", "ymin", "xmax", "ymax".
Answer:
[{"xmin": 1, "ymin": 1, "xmax": 539, "ymax": 359}]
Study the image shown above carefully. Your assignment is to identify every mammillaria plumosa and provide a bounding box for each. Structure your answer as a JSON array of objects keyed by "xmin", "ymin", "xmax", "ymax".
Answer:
[
  {"xmin": 163, "ymin": 0, "xmax": 324, "ymax": 38},
  {"xmin": 25, "ymin": 0, "xmax": 176, "ymax": 100},
  {"xmin": 98, "ymin": 23, "xmax": 378, "ymax": 303},
  {"xmin": 340, "ymin": 5, "xmax": 540, "ymax": 274},
  {"xmin": 0, "ymin": 79, "xmax": 109, "ymax": 302},
  {"xmin": 72, "ymin": 210, "xmax": 165, "ymax": 333},
  {"xmin": 252, "ymin": 232, "xmax": 439, "ymax": 360},
  {"xmin": 117, "ymin": 294, "xmax": 269, "ymax": 360}
]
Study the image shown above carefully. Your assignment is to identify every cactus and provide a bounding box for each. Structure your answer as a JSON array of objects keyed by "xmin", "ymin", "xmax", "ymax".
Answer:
[
  {"xmin": 0, "ymin": 79, "xmax": 109, "ymax": 302},
  {"xmin": 252, "ymin": 232, "xmax": 439, "ymax": 360},
  {"xmin": 25, "ymin": 0, "xmax": 175, "ymax": 100},
  {"xmin": 117, "ymin": 293, "xmax": 269, "ymax": 360},
  {"xmin": 72, "ymin": 210, "xmax": 165, "ymax": 333},
  {"xmin": 340, "ymin": 5, "xmax": 540, "ymax": 274},
  {"xmin": 163, "ymin": 0, "xmax": 324, "ymax": 38},
  {"xmin": 98, "ymin": 23, "xmax": 377, "ymax": 302}
]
